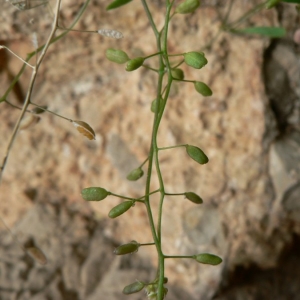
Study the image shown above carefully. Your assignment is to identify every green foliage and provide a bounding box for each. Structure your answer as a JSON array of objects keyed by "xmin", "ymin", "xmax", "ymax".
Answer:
[{"xmin": 234, "ymin": 26, "xmax": 286, "ymax": 37}]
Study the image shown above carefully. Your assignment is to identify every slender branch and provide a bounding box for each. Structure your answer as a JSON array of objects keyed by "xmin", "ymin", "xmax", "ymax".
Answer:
[{"xmin": 0, "ymin": 0, "xmax": 62, "ymax": 183}]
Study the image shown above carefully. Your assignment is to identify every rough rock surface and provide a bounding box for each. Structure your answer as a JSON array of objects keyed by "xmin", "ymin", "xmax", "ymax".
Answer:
[{"xmin": 0, "ymin": 1, "xmax": 300, "ymax": 299}]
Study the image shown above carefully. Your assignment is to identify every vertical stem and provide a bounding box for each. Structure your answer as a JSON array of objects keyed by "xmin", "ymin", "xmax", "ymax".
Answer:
[{"xmin": 141, "ymin": 0, "xmax": 174, "ymax": 298}]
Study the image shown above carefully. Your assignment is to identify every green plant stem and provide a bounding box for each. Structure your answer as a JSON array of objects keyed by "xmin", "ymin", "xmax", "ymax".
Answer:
[
  {"xmin": 164, "ymin": 192, "xmax": 185, "ymax": 196},
  {"xmin": 164, "ymin": 255, "xmax": 193, "ymax": 259},
  {"xmin": 141, "ymin": 0, "xmax": 176, "ymax": 298},
  {"xmin": 158, "ymin": 144, "xmax": 186, "ymax": 151},
  {"xmin": 140, "ymin": 242, "xmax": 155, "ymax": 246}
]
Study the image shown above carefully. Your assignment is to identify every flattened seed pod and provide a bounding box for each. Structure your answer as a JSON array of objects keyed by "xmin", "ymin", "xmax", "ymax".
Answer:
[
  {"xmin": 81, "ymin": 187, "xmax": 110, "ymax": 201},
  {"xmin": 106, "ymin": 48, "xmax": 129, "ymax": 64},
  {"xmin": 175, "ymin": 0, "xmax": 200, "ymax": 14},
  {"xmin": 126, "ymin": 57, "xmax": 145, "ymax": 71},
  {"xmin": 186, "ymin": 145, "xmax": 209, "ymax": 164},
  {"xmin": 114, "ymin": 240, "xmax": 139, "ymax": 255},
  {"xmin": 184, "ymin": 192, "xmax": 203, "ymax": 204},
  {"xmin": 126, "ymin": 168, "xmax": 144, "ymax": 181},
  {"xmin": 183, "ymin": 52, "xmax": 207, "ymax": 69},
  {"xmin": 108, "ymin": 201, "xmax": 133, "ymax": 218},
  {"xmin": 72, "ymin": 120, "xmax": 96, "ymax": 140},
  {"xmin": 26, "ymin": 246, "xmax": 47, "ymax": 265},
  {"xmin": 194, "ymin": 81, "xmax": 213, "ymax": 96},
  {"xmin": 194, "ymin": 253, "xmax": 222, "ymax": 265},
  {"xmin": 123, "ymin": 281, "xmax": 145, "ymax": 294}
]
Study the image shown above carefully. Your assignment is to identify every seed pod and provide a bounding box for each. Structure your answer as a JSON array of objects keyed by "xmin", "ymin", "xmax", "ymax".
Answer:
[
  {"xmin": 265, "ymin": 0, "xmax": 281, "ymax": 9},
  {"xmin": 123, "ymin": 281, "xmax": 145, "ymax": 294},
  {"xmin": 98, "ymin": 29, "xmax": 123, "ymax": 39},
  {"xmin": 183, "ymin": 52, "xmax": 207, "ymax": 69},
  {"xmin": 26, "ymin": 246, "xmax": 47, "ymax": 265},
  {"xmin": 114, "ymin": 240, "xmax": 140, "ymax": 255},
  {"xmin": 108, "ymin": 201, "xmax": 133, "ymax": 218},
  {"xmin": 194, "ymin": 253, "xmax": 223, "ymax": 265},
  {"xmin": 106, "ymin": 0, "xmax": 133, "ymax": 10},
  {"xmin": 186, "ymin": 145, "xmax": 209, "ymax": 164},
  {"xmin": 184, "ymin": 192, "xmax": 203, "ymax": 204},
  {"xmin": 81, "ymin": 187, "xmax": 110, "ymax": 201},
  {"xmin": 31, "ymin": 105, "xmax": 47, "ymax": 114},
  {"xmin": 194, "ymin": 81, "xmax": 212, "ymax": 96},
  {"xmin": 151, "ymin": 98, "xmax": 164, "ymax": 113},
  {"xmin": 171, "ymin": 68, "xmax": 185, "ymax": 80},
  {"xmin": 175, "ymin": 0, "xmax": 200, "ymax": 14},
  {"xmin": 126, "ymin": 57, "xmax": 145, "ymax": 71},
  {"xmin": 127, "ymin": 168, "xmax": 144, "ymax": 181},
  {"xmin": 106, "ymin": 48, "xmax": 129, "ymax": 64},
  {"xmin": 72, "ymin": 120, "xmax": 96, "ymax": 140}
]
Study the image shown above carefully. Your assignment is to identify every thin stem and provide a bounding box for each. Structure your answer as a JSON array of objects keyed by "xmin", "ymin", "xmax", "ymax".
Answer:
[
  {"xmin": 0, "ymin": 46, "xmax": 34, "ymax": 68},
  {"xmin": 140, "ymin": 242, "xmax": 155, "ymax": 246},
  {"xmin": 0, "ymin": 0, "xmax": 62, "ymax": 183},
  {"xmin": 164, "ymin": 192, "xmax": 185, "ymax": 196},
  {"xmin": 164, "ymin": 255, "xmax": 193, "ymax": 259},
  {"xmin": 158, "ymin": 144, "xmax": 186, "ymax": 151},
  {"xmin": 30, "ymin": 102, "xmax": 72, "ymax": 121},
  {"xmin": 0, "ymin": 0, "xmax": 91, "ymax": 103},
  {"xmin": 4, "ymin": 100, "xmax": 32, "ymax": 113}
]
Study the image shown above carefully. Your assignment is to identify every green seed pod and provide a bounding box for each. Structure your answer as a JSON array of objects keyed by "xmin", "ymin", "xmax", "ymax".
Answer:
[
  {"xmin": 171, "ymin": 68, "xmax": 185, "ymax": 80},
  {"xmin": 106, "ymin": 0, "xmax": 133, "ymax": 11},
  {"xmin": 175, "ymin": 0, "xmax": 200, "ymax": 14},
  {"xmin": 194, "ymin": 253, "xmax": 223, "ymax": 265},
  {"xmin": 127, "ymin": 168, "xmax": 144, "ymax": 181},
  {"xmin": 31, "ymin": 105, "xmax": 47, "ymax": 114},
  {"xmin": 265, "ymin": 0, "xmax": 281, "ymax": 9},
  {"xmin": 183, "ymin": 52, "xmax": 207, "ymax": 69},
  {"xmin": 114, "ymin": 240, "xmax": 140, "ymax": 255},
  {"xmin": 123, "ymin": 281, "xmax": 145, "ymax": 294},
  {"xmin": 194, "ymin": 81, "xmax": 213, "ymax": 96},
  {"xmin": 108, "ymin": 201, "xmax": 133, "ymax": 218},
  {"xmin": 81, "ymin": 187, "xmax": 110, "ymax": 201},
  {"xmin": 106, "ymin": 48, "xmax": 129, "ymax": 64},
  {"xmin": 126, "ymin": 57, "xmax": 145, "ymax": 71},
  {"xmin": 184, "ymin": 192, "xmax": 203, "ymax": 204},
  {"xmin": 163, "ymin": 277, "xmax": 168, "ymax": 284},
  {"xmin": 186, "ymin": 145, "xmax": 209, "ymax": 164}
]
